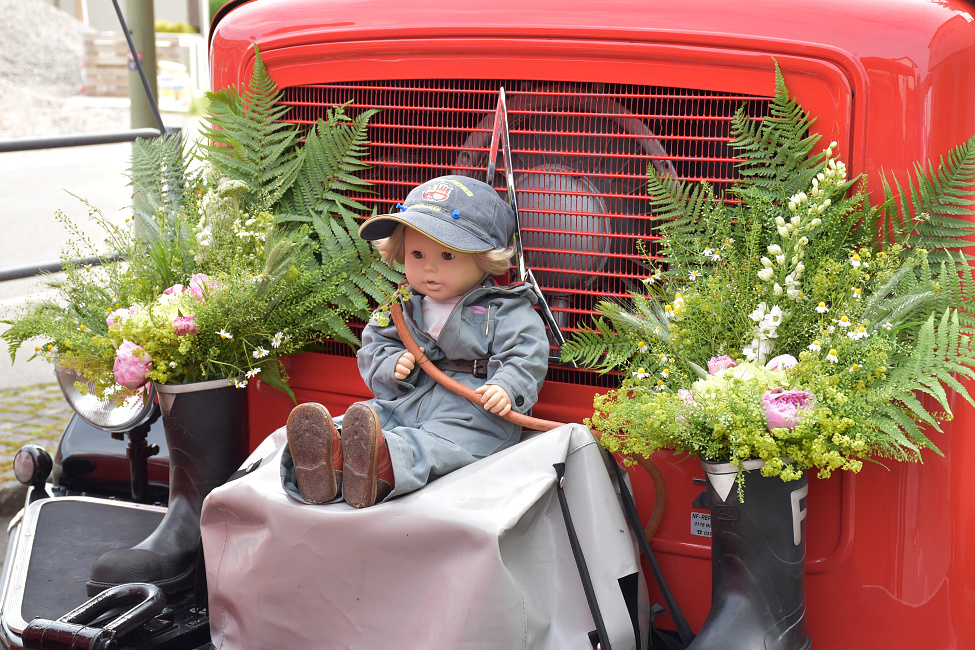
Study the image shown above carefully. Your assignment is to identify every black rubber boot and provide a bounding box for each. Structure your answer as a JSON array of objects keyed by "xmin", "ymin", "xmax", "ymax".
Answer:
[
  {"xmin": 87, "ymin": 379, "xmax": 248, "ymax": 596},
  {"xmin": 688, "ymin": 459, "xmax": 812, "ymax": 650}
]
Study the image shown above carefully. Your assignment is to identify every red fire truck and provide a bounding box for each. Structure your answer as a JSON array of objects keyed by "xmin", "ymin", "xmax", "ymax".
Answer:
[
  {"xmin": 208, "ymin": 0, "xmax": 975, "ymax": 647},
  {"xmin": 3, "ymin": 0, "xmax": 974, "ymax": 648}
]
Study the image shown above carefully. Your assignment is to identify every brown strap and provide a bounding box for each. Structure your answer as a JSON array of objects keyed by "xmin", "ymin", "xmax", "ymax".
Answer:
[{"xmin": 389, "ymin": 302, "xmax": 665, "ymax": 540}]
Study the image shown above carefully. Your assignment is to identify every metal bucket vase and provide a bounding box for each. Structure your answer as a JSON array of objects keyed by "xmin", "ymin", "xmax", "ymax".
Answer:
[
  {"xmin": 688, "ymin": 458, "xmax": 812, "ymax": 650},
  {"xmin": 87, "ymin": 378, "xmax": 249, "ymax": 596}
]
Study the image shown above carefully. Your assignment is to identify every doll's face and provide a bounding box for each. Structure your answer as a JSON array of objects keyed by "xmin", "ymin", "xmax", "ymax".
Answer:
[{"xmin": 403, "ymin": 227, "xmax": 485, "ymax": 300}]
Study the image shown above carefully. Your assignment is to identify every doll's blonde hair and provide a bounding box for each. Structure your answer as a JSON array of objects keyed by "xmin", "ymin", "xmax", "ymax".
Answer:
[{"xmin": 375, "ymin": 224, "xmax": 514, "ymax": 277}]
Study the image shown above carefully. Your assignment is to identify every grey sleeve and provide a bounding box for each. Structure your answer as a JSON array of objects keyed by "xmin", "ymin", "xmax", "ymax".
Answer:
[
  {"xmin": 484, "ymin": 298, "xmax": 549, "ymax": 414},
  {"xmin": 357, "ymin": 318, "xmax": 417, "ymax": 400}
]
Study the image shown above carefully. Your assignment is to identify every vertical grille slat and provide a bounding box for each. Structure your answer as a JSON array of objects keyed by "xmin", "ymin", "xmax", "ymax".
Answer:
[{"xmin": 281, "ymin": 80, "xmax": 769, "ymax": 381}]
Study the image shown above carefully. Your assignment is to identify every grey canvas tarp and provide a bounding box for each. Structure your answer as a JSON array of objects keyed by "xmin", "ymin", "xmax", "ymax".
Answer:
[{"xmin": 201, "ymin": 423, "xmax": 649, "ymax": 649}]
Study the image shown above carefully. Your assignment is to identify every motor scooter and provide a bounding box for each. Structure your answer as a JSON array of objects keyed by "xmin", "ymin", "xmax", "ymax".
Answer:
[{"xmin": 0, "ymin": 367, "xmax": 220, "ymax": 650}]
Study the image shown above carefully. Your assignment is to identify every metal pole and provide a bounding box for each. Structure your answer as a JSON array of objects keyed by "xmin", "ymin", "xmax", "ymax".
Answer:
[{"xmin": 114, "ymin": 0, "xmax": 164, "ymax": 132}]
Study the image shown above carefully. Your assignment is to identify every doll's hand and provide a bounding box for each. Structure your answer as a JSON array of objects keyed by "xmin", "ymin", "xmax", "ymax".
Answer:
[
  {"xmin": 475, "ymin": 384, "xmax": 512, "ymax": 416},
  {"xmin": 394, "ymin": 348, "xmax": 422, "ymax": 380}
]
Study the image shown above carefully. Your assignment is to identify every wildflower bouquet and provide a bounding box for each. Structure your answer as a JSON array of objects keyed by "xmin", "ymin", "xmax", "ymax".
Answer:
[
  {"xmin": 562, "ymin": 67, "xmax": 975, "ymax": 483},
  {"xmin": 2, "ymin": 47, "xmax": 398, "ymax": 400}
]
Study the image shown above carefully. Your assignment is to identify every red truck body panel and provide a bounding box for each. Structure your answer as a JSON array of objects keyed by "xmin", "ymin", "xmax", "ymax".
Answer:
[{"xmin": 210, "ymin": 1, "xmax": 975, "ymax": 646}]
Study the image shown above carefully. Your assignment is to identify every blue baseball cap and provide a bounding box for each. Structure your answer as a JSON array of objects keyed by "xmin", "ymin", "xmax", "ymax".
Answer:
[{"xmin": 358, "ymin": 175, "xmax": 515, "ymax": 253}]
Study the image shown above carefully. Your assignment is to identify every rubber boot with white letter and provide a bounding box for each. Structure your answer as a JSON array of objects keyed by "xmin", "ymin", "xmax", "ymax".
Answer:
[{"xmin": 688, "ymin": 459, "xmax": 812, "ymax": 650}]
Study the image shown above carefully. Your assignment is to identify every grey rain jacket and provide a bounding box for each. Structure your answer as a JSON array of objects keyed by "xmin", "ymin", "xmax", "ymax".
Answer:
[{"xmin": 356, "ymin": 278, "xmax": 549, "ymax": 498}]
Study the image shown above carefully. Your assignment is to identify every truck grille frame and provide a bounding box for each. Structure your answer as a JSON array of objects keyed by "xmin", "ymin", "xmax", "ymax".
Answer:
[{"xmin": 280, "ymin": 79, "xmax": 771, "ymax": 382}]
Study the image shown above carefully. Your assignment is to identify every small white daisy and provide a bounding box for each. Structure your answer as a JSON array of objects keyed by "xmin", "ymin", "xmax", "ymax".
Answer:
[
  {"xmin": 850, "ymin": 253, "xmax": 862, "ymax": 267},
  {"xmin": 847, "ymin": 326, "xmax": 868, "ymax": 341},
  {"xmin": 217, "ymin": 329, "xmax": 233, "ymax": 340},
  {"xmin": 826, "ymin": 348, "xmax": 839, "ymax": 363},
  {"xmin": 271, "ymin": 332, "xmax": 285, "ymax": 348},
  {"xmin": 816, "ymin": 302, "xmax": 829, "ymax": 314},
  {"xmin": 253, "ymin": 346, "xmax": 269, "ymax": 359},
  {"xmin": 632, "ymin": 367, "xmax": 651, "ymax": 379},
  {"xmin": 836, "ymin": 315, "xmax": 852, "ymax": 328},
  {"xmin": 852, "ymin": 287, "xmax": 862, "ymax": 299},
  {"xmin": 808, "ymin": 340, "xmax": 822, "ymax": 352},
  {"xmin": 689, "ymin": 270, "xmax": 702, "ymax": 281},
  {"xmin": 246, "ymin": 368, "xmax": 262, "ymax": 378}
]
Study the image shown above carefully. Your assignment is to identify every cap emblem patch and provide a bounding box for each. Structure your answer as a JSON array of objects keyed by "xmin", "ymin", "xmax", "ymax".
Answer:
[{"xmin": 422, "ymin": 181, "xmax": 453, "ymax": 202}]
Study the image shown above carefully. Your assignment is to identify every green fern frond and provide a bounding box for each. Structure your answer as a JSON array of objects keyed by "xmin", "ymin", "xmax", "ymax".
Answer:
[
  {"xmin": 199, "ymin": 45, "xmax": 302, "ymax": 210},
  {"xmin": 879, "ymin": 133, "xmax": 975, "ymax": 264},
  {"xmin": 279, "ymin": 106, "xmax": 378, "ymax": 222}
]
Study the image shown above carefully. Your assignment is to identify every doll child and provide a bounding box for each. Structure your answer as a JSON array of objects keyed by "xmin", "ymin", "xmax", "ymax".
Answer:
[{"xmin": 285, "ymin": 175, "xmax": 549, "ymax": 508}]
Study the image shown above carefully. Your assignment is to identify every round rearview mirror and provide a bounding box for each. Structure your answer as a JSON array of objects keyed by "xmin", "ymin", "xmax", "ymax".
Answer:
[{"xmin": 55, "ymin": 365, "xmax": 156, "ymax": 433}]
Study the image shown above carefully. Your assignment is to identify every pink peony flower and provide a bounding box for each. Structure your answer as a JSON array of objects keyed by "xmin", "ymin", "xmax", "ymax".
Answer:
[
  {"xmin": 707, "ymin": 355, "xmax": 738, "ymax": 375},
  {"xmin": 113, "ymin": 340, "xmax": 152, "ymax": 389},
  {"xmin": 187, "ymin": 274, "xmax": 211, "ymax": 301},
  {"xmin": 677, "ymin": 388, "xmax": 697, "ymax": 405},
  {"xmin": 172, "ymin": 316, "xmax": 198, "ymax": 336},
  {"xmin": 765, "ymin": 354, "xmax": 799, "ymax": 371},
  {"xmin": 163, "ymin": 283, "xmax": 187, "ymax": 296},
  {"xmin": 763, "ymin": 387, "xmax": 814, "ymax": 430}
]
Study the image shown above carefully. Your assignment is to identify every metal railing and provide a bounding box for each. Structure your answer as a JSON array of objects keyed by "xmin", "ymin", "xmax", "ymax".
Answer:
[{"xmin": 0, "ymin": 0, "xmax": 169, "ymax": 283}]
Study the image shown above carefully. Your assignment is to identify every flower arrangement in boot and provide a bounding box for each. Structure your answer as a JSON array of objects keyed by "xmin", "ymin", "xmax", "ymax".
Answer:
[
  {"xmin": 2, "ymin": 46, "xmax": 397, "ymax": 400},
  {"xmin": 561, "ymin": 65, "xmax": 975, "ymax": 493},
  {"xmin": 285, "ymin": 175, "xmax": 549, "ymax": 508}
]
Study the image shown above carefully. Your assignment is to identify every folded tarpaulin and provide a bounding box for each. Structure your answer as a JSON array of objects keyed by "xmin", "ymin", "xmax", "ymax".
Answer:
[{"xmin": 201, "ymin": 423, "xmax": 649, "ymax": 649}]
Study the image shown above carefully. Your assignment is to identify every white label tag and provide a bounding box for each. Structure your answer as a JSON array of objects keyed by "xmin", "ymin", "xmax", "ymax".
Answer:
[{"xmin": 691, "ymin": 511, "xmax": 711, "ymax": 537}]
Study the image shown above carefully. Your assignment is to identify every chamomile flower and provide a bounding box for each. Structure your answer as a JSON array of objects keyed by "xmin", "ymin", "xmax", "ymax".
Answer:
[
  {"xmin": 816, "ymin": 302, "xmax": 829, "ymax": 314},
  {"xmin": 808, "ymin": 340, "xmax": 822, "ymax": 352},
  {"xmin": 689, "ymin": 270, "xmax": 702, "ymax": 281},
  {"xmin": 848, "ymin": 325, "xmax": 868, "ymax": 341},
  {"xmin": 637, "ymin": 341, "xmax": 647, "ymax": 352},
  {"xmin": 234, "ymin": 379, "xmax": 248, "ymax": 389},
  {"xmin": 852, "ymin": 287, "xmax": 862, "ymax": 299},
  {"xmin": 217, "ymin": 329, "xmax": 233, "ymax": 339},
  {"xmin": 271, "ymin": 332, "xmax": 286, "ymax": 348},
  {"xmin": 836, "ymin": 315, "xmax": 852, "ymax": 328},
  {"xmin": 850, "ymin": 253, "xmax": 862, "ymax": 267},
  {"xmin": 826, "ymin": 348, "xmax": 839, "ymax": 363},
  {"xmin": 661, "ymin": 368, "xmax": 670, "ymax": 379},
  {"xmin": 848, "ymin": 364, "xmax": 860, "ymax": 372},
  {"xmin": 655, "ymin": 379, "xmax": 666, "ymax": 391},
  {"xmin": 246, "ymin": 368, "xmax": 262, "ymax": 379},
  {"xmin": 253, "ymin": 346, "xmax": 269, "ymax": 359},
  {"xmin": 632, "ymin": 367, "xmax": 651, "ymax": 379},
  {"xmin": 643, "ymin": 270, "xmax": 663, "ymax": 285}
]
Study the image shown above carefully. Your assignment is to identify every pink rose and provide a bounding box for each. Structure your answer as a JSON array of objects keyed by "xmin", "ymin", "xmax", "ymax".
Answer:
[
  {"xmin": 765, "ymin": 354, "xmax": 798, "ymax": 371},
  {"xmin": 113, "ymin": 340, "xmax": 152, "ymax": 389},
  {"xmin": 172, "ymin": 316, "xmax": 198, "ymax": 336},
  {"xmin": 707, "ymin": 355, "xmax": 738, "ymax": 375},
  {"xmin": 763, "ymin": 387, "xmax": 814, "ymax": 430},
  {"xmin": 163, "ymin": 283, "xmax": 187, "ymax": 296}
]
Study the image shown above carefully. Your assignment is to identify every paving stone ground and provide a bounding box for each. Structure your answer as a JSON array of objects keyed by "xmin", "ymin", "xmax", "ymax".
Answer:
[{"xmin": 0, "ymin": 382, "xmax": 71, "ymax": 483}]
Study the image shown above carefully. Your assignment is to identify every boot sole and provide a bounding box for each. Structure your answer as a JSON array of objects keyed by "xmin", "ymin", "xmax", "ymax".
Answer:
[
  {"xmin": 286, "ymin": 403, "xmax": 339, "ymax": 504},
  {"xmin": 342, "ymin": 404, "xmax": 382, "ymax": 508}
]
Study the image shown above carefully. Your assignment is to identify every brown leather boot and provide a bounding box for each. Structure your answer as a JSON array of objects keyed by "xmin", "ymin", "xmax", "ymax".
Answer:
[
  {"xmin": 286, "ymin": 403, "xmax": 343, "ymax": 504},
  {"xmin": 341, "ymin": 403, "xmax": 394, "ymax": 508}
]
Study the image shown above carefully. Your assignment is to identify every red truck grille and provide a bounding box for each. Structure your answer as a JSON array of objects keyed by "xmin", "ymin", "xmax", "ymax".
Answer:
[{"xmin": 281, "ymin": 80, "xmax": 770, "ymax": 379}]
